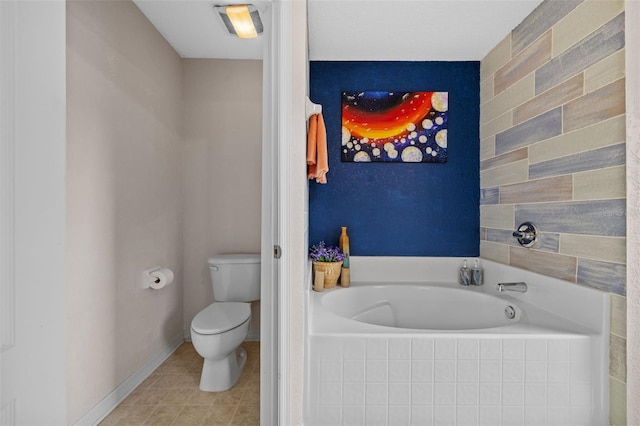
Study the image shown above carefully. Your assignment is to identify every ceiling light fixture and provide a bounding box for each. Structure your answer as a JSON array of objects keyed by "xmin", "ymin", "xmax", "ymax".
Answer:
[{"xmin": 214, "ymin": 4, "xmax": 263, "ymax": 39}]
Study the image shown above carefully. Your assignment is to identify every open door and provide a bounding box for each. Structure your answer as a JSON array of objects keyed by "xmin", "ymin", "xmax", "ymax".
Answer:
[{"xmin": 1, "ymin": 1, "xmax": 67, "ymax": 424}]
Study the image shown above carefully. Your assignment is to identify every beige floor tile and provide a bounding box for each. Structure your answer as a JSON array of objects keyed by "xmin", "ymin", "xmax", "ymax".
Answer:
[
  {"xmin": 142, "ymin": 406, "xmax": 183, "ymax": 425},
  {"xmin": 213, "ymin": 386, "xmax": 246, "ymax": 406},
  {"xmin": 99, "ymin": 405, "xmax": 130, "ymax": 425},
  {"xmin": 116, "ymin": 405, "xmax": 156, "ymax": 425},
  {"xmin": 202, "ymin": 405, "xmax": 238, "ymax": 426},
  {"xmin": 185, "ymin": 389, "xmax": 219, "ymax": 406},
  {"xmin": 172, "ymin": 406, "xmax": 210, "ymax": 425},
  {"xmin": 230, "ymin": 405, "xmax": 259, "ymax": 426},
  {"xmin": 135, "ymin": 387, "xmax": 170, "ymax": 406},
  {"xmin": 101, "ymin": 342, "xmax": 260, "ymax": 426},
  {"xmin": 161, "ymin": 389, "xmax": 197, "ymax": 406},
  {"xmin": 239, "ymin": 387, "xmax": 259, "ymax": 406}
]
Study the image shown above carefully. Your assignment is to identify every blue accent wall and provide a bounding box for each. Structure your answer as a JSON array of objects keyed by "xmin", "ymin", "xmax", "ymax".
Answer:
[{"xmin": 309, "ymin": 61, "xmax": 480, "ymax": 256}]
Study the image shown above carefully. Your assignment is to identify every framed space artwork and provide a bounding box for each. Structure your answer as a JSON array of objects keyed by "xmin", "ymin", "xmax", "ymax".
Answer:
[{"xmin": 341, "ymin": 91, "xmax": 448, "ymax": 163}]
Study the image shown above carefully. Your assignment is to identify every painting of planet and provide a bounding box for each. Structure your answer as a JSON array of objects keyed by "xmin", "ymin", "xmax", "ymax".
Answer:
[{"xmin": 341, "ymin": 91, "xmax": 448, "ymax": 163}]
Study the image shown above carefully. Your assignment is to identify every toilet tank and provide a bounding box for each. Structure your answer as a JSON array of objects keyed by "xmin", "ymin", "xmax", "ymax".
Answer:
[{"xmin": 208, "ymin": 254, "xmax": 260, "ymax": 302}]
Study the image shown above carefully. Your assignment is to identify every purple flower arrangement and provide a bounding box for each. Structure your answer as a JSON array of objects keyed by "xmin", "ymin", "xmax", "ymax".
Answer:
[{"xmin": 309, "ymin": 241, "xmax": 346, "ymax": 262}]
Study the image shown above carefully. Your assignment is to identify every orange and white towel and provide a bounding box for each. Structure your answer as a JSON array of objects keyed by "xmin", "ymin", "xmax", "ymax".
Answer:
[{"xmin": 306, "ymin": 113, "xmax": 328, "ymax": 184}]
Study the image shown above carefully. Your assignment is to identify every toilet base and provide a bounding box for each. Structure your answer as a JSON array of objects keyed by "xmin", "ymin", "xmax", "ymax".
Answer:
[{"xmin": 199, "ymin": 346, "xmax": 248, "ymax": 392}]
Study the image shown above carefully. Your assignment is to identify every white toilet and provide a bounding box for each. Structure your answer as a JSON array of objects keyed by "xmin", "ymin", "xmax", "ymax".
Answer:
[{"xmin": 190, "ymin": 254, "xmax": 260, "ymax": 392}]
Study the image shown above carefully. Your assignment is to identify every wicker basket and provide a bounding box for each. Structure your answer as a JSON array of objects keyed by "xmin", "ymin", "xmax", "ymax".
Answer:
[{"xmin": 313, "ymin": 261, "xmax": 343, "ymax": 288}]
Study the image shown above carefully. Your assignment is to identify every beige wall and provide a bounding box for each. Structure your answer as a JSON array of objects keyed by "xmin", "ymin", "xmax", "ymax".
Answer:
[
  {"xmin": 66, "ymin": 1, "xmax": 184, "ymax": 422},
  {"xmin": 479, "ymin": 1, "xmax": 627, "ymax": 423},
  {"xmin": 182, "ymin": 59, "xmax": 263, "ymax": 338}
]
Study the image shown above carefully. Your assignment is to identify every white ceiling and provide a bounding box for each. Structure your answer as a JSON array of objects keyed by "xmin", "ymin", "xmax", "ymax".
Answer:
[{"xmin": 133, "ymin": 0, "xmax": 544, "ymax": 61}]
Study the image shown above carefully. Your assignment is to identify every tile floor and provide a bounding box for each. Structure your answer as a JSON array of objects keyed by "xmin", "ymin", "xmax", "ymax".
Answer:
[{"xmin": 100, "ymin": 341, "xmax": 260, "ymax": 426}]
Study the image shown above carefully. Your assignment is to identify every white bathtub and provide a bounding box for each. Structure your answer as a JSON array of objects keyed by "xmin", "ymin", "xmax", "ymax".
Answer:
[{"xmin": 306, "ymin": 257, "xmax": 610, "ymax": 426}]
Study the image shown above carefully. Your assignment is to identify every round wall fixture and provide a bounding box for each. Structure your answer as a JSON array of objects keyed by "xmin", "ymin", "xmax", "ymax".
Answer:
[{"xmin": 512, "ymin": 222, "xmax": 538, "ymax": 248}]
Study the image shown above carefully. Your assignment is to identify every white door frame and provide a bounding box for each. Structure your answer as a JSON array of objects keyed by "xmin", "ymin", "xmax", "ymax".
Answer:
[{"xmin": 261, "ymin": 1, "xmax": 307, "ymax": 424}]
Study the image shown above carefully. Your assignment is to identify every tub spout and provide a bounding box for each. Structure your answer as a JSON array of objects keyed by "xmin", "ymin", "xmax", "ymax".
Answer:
[{"xmin": 497, "ymin": 282, "xmax": 527, "ymax": 293}]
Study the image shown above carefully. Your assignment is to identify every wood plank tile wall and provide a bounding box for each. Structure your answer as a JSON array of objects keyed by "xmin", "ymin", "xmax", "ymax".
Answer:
[{"xmin": 479, "ymin": 1, "xmax": 627, "ymax": 424}]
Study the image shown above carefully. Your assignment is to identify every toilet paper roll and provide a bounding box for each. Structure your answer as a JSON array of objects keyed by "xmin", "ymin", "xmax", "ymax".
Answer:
[{"xmin": 149, "ymin": 268, "xmax": 174, "ymax": 289}]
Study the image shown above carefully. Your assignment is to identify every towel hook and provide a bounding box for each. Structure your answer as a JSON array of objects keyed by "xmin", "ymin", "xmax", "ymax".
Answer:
[{"xmin": 306, "ymin": 97, "xmax": 322, "ymax": 120}]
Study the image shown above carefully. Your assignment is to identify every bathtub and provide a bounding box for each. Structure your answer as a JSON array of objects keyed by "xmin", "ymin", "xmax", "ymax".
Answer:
[{"xmin": 306, "ymin": 257, "xmax": 610, "ymax": 426}]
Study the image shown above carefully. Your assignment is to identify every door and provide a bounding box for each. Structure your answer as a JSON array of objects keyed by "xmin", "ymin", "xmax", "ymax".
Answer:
[{"xmin": 1, "ymin": 2, "xmax": 67, "ymax": 424}]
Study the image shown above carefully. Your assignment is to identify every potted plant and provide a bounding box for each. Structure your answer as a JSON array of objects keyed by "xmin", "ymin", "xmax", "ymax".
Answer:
[{"xmin": 309, "ymin": 241, "xmax": 345, "ymax": 289}]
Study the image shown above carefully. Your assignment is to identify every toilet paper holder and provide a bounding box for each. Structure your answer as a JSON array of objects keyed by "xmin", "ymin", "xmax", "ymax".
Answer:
[{"xmin": 143, "ymin": 266, "xmax": 173, "ymax": 289}]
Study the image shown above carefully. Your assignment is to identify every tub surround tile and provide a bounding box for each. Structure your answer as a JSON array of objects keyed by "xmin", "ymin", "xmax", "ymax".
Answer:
[
  {"xmin": 511, "ymin": 0, "xmax": 583, "ymax": 56},
  {"xmin": 494, "ymin": 30, "xmax": 552, "ymax": 95},
  {"xmin": 482, "ymin": 73, "xmax": 535, "ymax": 124},
  {"xmin": 513, "ymin": 73, "xmax": 583, "ymax": 126},
  {"xmin": 495, "ymin": 108, "xmax": 562, "ymax": 156},
  {"xmin": 411, "ymin": 338, "xmax": 434, "ymax": 360},
  {"xmin": 365, "ymin": 406, "xmax": 387, "ymax": 426},
  {"xmin": 560, "ymin": 234, "xmax": 626, "ymax": 265},
  {"xmin": 344, "ymin": 383, "xmax": 365, "ymax": 406},
  {"xmin": 509, "ymin": 247, "xmax": 577, "ymax": 282},
  {"xmin": 481, "ymin": 159, "xmax": 529, "ymax": 188},
  {"xmin": 412, "ymin": 360, "xmax": 434, "ymax": 383},
  {"xmin": 529, "ymin": 143, "xmax": 625, "ymax": 180},
  {"xmin": 480, "ymin": 75, "xmax": 494, "ymax": 104},
  {"xmin": 528, "ymin": 114, "xmax": 626, "ymax": 164},
  {"xmin": 388, "ymin": 383, "xmax": 411, "ymax": 405},
  {"xmin": 574, "ymin": 165, "xmax": 626, "ymax": 201},
  {"xmin": 480, "ymin": 34, "xmax": 512, "ymax": 80},
  {"xmin": 480, "ymin": 362, "xmax": 501, "ymax": 383},
  {"xmin": 479, "ymin": 227, "xmax": 487, "ymax": 241},
  {"xmin": 563, "ymin": 78, "xmax": 626, "ymax": 133},
  {"xmin": 456, "ymin": 383, "xmax": 479, "ymax": 406},
  {"xmin": 481, "ymin": 4, "xmax": 627, "ymax": 424},
  {"xmin": 412, "ymin": 382, "xmax": 434, "ymax": 405},
  {"xmin": 480, "ymin": 147, "xmax": 528, "ymax": 172},
  {"xmin": 479, "ymin": 241, "xmax": 510, "ymax": 264},
  {"xmin": 389, "ymin": 360, "xmax": 411, "ymax": 383},
  {"xmin": 480, "ymin": 111, "xmax": 512, "ymax": 141},
  {"xmin": 610, "ymin": 294, "xmax": 627, "ymax": 337},
  {"xmin": 577, "ymin": 258, "xmax": 626, "ymax": 295},
  {"xmin": 535, "ymin": 12, "xmax": 625, "ymax": 94},
  {"xmin": 515, "ymin": 199, "xmax": 626, "ymax": 237},
  {"xmin": 503, "ymin": 361, "xmax": 525, "ymax": 382},
  {"xmin": 457, "ymin": 360, "xmax": 479, "ymax": 383},
  {"xmin": 486, "ymin": 226, "xmax": 560, "ymax": 253},
  {"xmin": 609, "ymin": 377, "xmax": 627, "ymax": 426},
  {"xmin": 609, "ymin": 333, "xmax": 627, "ymax": 382},
  {"xmin": 480, "ymin": 187, "xmax": 499, "ymax": 205},
  {"xmin": 435, "ymin": 339, "xmax": 457, "ymax": 360},
  {"xmin": 410, "ymin": 406, "xmax": 433, "ymax": 426},
  {"xmin": 480, "ymin": 135, "xmax": 496, "ymax": 161},
  {"xmin": 552, "ymin": 0, "xmax": 624, "ymax": 57},
  {"xmin": 585, "ymin": 48, "xmax": 625, "ymax": 93},
  {"xmin": 499, "ymin": 175, "xmax": 572, "ymax": 205},
  {"xmin": 390, "ymin": 338, "xmax": 411, "ymax": 360}
]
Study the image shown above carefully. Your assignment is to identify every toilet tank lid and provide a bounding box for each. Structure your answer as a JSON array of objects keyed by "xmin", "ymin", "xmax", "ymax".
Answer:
[{"xmin": 208, "ymin": 254, "xmax": 261, "ymax": 265}]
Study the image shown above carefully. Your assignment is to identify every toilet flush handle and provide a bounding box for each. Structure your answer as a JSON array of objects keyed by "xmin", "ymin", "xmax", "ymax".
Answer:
[{"xmin": 210, "ymin": 265, "xmax": 219, "ymax": 272}]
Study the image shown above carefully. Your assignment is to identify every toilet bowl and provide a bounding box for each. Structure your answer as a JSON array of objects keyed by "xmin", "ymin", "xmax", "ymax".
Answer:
[
  {"xmin": 190, "ymin": 254, "xmax": 260, "ymax": 392},
  {"xmin": 191, "ymin": 302, "xmax": 251, "ymax": 391}
]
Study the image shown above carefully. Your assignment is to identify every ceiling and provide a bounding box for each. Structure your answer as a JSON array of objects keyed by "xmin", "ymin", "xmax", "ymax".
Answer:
[{"xmin": 133, "ymin": 0, "xmax": 544, "ymax": 61}]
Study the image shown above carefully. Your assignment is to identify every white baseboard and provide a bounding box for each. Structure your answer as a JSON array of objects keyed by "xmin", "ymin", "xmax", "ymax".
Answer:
[{"xmin": 73, "ymin": 333, "xmax": 184, "ymax": 426}]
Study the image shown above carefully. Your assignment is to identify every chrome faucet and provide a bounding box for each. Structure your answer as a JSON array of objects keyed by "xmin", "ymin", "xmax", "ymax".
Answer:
[{"xmin": 497, "ymin": 282, "xmax": 527, "ymax": 293}]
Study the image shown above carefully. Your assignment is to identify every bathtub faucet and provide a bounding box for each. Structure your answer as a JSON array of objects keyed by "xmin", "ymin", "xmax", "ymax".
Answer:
[{"xmin": 497, "ymin": 282, "xmax": 527, "ymax": 293}]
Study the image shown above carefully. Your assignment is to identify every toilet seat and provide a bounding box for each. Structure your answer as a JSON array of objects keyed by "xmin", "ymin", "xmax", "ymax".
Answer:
[{"xmin": 191, "ymin": 302, "xmax": 250, "ymax": 335}]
